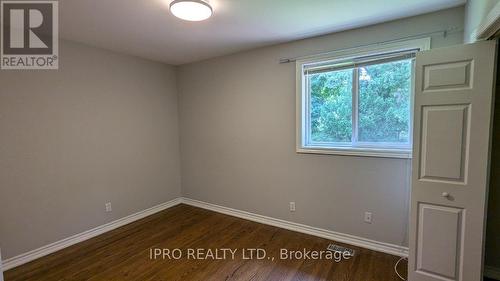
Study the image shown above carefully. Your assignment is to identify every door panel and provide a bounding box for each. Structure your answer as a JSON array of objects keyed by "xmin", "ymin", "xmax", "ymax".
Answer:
[
  {"xmin": 416, "ymin": 203, "xmax": 463, "ymax": 280},
  {"xmin": 423, "ymin": 60, "xmax": 473, "ymax": 92},
  {"xmin": 420, "ymin": 104, "xmax": 469, "ymax": 183},
  {"xmin": 410, "ymin": 41, "xmax": 497, "ymax": 281}
]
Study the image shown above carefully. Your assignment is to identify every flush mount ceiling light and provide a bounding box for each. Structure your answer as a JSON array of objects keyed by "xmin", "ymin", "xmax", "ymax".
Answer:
[{"xmin": 169, "ymin": 0, "xmax": 213, "ymax": 21}]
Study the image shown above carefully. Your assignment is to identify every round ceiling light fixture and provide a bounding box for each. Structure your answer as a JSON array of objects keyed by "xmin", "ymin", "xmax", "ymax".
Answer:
[{"xmin": 169, "ymin": 0, "xmax": 213, "ymax": 21}]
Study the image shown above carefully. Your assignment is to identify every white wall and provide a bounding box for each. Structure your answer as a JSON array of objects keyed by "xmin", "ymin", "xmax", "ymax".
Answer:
[
  {"xmin": 464, "ymin": 0, "xmax": 500, "ymax": 42},
  {"xmin": 0, "ymin": 40, "xmax": 182, "ymax": 259},
  {"xmin": 177, "ymin": 7, "xmax": 464, "ymax": 248}
]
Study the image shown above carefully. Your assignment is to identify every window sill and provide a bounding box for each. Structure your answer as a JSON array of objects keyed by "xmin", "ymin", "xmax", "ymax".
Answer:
[{"xmin": 297, "ymin": 147, "xmax": 412, "ymax": 159}]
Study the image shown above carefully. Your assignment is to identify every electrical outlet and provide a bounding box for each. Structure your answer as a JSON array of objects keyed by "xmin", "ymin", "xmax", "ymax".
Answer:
[
  {"xmin": 364, "ymin": 212, "xmax": 372, "ymax": 224},
  {"xmin": 105, "ymin": 202, "xmax": 112, "ymax": 212},
  {"xmin": 289, "ymin": 202, "xmax": 296, "ymax": 212}
]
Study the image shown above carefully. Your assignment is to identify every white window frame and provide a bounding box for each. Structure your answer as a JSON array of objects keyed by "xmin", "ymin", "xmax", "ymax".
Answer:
[{"xmin": 296, "ymin": 38, "xmax": 431, "ymax": 158}]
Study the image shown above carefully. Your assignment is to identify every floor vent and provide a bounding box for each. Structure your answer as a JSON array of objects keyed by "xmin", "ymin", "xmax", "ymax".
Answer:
[{"xmin": 326, "ymin": 244, "xmax": 355, "ymax": 257}]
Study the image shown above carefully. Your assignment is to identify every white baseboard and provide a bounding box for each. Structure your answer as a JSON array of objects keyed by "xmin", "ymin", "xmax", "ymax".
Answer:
[
  {"xmin": 485, "ymin": 265, "xmax": 500, "ymax": 280},
  {"xmin": 180, "ymin": 197, "xmax": 409, "ymax": 257},
  {"xmin": 2, "ymin": 198, "xmax": 182, "ymax": 271}
]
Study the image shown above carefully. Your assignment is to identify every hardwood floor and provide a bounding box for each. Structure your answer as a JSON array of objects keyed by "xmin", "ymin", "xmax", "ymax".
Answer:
[{"xmin": 5, "ymin": 204, "xmax": 407, "ymax": 281}]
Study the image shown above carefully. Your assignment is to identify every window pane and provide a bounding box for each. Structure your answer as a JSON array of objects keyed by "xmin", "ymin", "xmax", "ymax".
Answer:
[
  {"xmin": 358, "ymin": 59, "xmax": 412, "ymax": 143},
  {"xmin": 309, "ymin": 69, "xmax": 353, "ymax": 143}
]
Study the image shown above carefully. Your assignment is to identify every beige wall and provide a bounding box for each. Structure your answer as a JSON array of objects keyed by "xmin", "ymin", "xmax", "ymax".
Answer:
[
  {"xmin": 0, "ymin": 40, "xmax": 182, "ymax": 259},
  {"xmin": 464, "ymin": 0, "xmax": 500, "ymax": 42},
  {"xmin": 177, "ymin": 7, "xmax": 465, "ymax": 247}
]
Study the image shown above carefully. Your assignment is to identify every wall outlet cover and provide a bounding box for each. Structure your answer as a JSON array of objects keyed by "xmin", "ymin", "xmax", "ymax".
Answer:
[
  {"xmin": 105, "ymin": 202, "xmax": 112, "ymax": 212},
  {"xmin": 364, "ymin": 212, "xmax": 372, "ymax": 224}
]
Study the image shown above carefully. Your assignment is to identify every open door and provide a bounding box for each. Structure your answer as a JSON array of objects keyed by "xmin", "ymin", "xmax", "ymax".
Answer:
[{"xmin": 409, "ymin": 40, "xmax": 497, "ymax": 281}]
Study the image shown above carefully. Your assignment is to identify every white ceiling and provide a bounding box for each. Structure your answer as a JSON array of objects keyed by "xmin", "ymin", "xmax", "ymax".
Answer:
[{"xmin": 60, "ymin": 0, "xmax": 466, "ymax": 65}]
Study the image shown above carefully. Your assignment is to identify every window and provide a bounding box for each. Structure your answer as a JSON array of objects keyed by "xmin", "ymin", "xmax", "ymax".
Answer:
[{"xmin": 297, "ymin": 39, "xmax": 430, "ymax": 158}]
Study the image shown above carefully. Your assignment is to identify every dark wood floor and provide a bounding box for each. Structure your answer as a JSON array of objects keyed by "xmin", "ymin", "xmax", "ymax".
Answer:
[{"xmin": 5, "ymin": 204, "xmax": 407, "ymax": 281}]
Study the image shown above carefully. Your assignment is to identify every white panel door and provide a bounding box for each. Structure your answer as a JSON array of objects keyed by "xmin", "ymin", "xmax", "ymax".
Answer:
[{"xmin": 409, "ymin": 40, "xmax": 497, "ymax": 281}]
